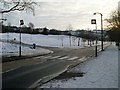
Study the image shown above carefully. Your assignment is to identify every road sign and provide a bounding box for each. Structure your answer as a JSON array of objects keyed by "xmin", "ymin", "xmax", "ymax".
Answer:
[
  {"xmin": 91, "ymin": 19, "xmax": 96, "ymax": 24},
  {"xmin": 20, "ymin": 20, "xmax": 24, "ymax": 25}
]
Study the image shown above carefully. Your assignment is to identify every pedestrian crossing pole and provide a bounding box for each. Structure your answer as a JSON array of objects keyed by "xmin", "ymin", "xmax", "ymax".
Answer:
[
  {"xmin": 95, "ymin": 22, "xmax": 98, "ymax": 57},
  {"xmin": 19, "ymin": 20, "xmax": 24, "ymax": 57},
  {"xmin": 91, "ymin": 19, "xmax": 97, "ymax": 57}
]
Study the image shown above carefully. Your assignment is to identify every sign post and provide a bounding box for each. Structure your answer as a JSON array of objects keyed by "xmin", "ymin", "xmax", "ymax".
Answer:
[
  {"xmin": 19, "ymin": 20, "xmax": 24, "ymax": 57},
  {"xmin": 91, "ymin": 19, "xmax": 98, "ymax": 57}
]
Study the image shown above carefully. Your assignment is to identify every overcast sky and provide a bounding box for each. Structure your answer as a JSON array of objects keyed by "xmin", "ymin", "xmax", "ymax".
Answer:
[{"xmin": 2, "ymin": 0, "xmax": 120, "ymax": 30}]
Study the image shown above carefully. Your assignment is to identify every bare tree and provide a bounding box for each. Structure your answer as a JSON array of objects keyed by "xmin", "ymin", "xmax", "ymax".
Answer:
[
  {"xmin": 105, "ymin": 9, "xmax": 120, "ymax": 42},
  {"xmin": 105, "ymin": 10, "xmax": 120, "ymax": 30},
  {"xmin": 0, "ymin": 0, "xmax": 39, "ymax": 15}
]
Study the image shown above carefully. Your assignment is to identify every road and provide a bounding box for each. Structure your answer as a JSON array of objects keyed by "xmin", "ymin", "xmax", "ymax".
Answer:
[{"xmin": 2, "ymin": 44, "xmax": 110, "ymax": 88}]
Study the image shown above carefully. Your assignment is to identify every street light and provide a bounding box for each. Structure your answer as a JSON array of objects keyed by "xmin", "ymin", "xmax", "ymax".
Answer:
[{"xmin": 93, "ymin": 12, "xmax": 104, "ymax": 51}]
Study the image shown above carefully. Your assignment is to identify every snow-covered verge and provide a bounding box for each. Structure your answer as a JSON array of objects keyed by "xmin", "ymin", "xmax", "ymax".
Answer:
[{"xmin": 40, "ymin": 43, "xmax": 118, "ymax": 88}]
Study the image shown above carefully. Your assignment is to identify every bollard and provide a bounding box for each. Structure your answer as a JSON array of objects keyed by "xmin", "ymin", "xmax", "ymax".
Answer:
[
  {"xmin": 19, "ymin": 46, "xmax": 21, "ymax": 57},
  {"xmin": 33, "ymin": 43, "xmax": 36, "ymax": 49},
  {"xmin": 95, "ymin": 45, "xmax": 97, "ymax": 57}
]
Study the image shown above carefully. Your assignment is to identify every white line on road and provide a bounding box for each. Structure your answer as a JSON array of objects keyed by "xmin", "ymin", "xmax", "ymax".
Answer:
[
  {"xmin": 42, "ymin": 56, "xmax": 52, "ymax": 59},
  {"xmin": 50, "ymin": 56, "xmax": 61, "ymax": 59},
  {"xmin": 67, "ymin": 57, "xmax": 79, "ymax": 61},
  {"xmin": 34, "ymin": 57, "xmax": 42, "ymax": 59},
  {"xmin": 78, "ymin": 57, "xmax": 86, "ymax": 61},
  {"xmin": 3, "ymin": 68, "xmax": 17, "ymax": 74},
  {"xmin": 59, "ymin": 56, "xmax": 69, "ymax": 60}
]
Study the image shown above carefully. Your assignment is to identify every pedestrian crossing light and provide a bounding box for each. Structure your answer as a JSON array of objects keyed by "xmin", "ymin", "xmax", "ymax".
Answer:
[{"xmin": 91, "ymin": 19, "xmax": 96, "ymax": 24}]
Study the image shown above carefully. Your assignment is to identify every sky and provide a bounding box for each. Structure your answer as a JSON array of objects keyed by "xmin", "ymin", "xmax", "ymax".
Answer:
[{"xmin": 1, "ymin": 0, "xmax": 120, "ymax": 30}]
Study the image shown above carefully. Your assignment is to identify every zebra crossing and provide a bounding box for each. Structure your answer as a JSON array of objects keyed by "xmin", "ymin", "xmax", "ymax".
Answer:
[
  {"xmin": 36, "ymin": 55, "xmax": 87, "ymax": 62},
  {"xmin": 59, "ymin": 56, "xmax": 69, "ymax": 60},
  {"xmin": 67, "ymin": 57, "xmax": 79, "ymax": 61}
]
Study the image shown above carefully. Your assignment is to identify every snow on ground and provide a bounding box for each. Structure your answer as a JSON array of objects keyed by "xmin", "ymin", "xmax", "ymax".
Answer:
[
  {"xmin": 1, "ymin": 42, "xmax": 52, "ymax": 56},
  {"xmin": 0, "ymin": 33, "xmax": 106, "ymax": 56},
  {"xmin": 0, "ymin": 33, "xmax": 102, "ymax": 48},
  {"xmin": 0, "ymin": 33, "xmax": 83, "ymax": 48},
  {"xmin": 40, "ymin": 43, "xmax": 118, "ymax": 88}
]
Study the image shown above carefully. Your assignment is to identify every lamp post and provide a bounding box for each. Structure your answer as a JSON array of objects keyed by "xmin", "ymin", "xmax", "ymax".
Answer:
[
  {"xmin": 93, "ymin": 12, "xmax": 104, "ymax": 51},
  {"xmin": 19, "ymin": 20, "xmax": 24, "ymax": 57}
]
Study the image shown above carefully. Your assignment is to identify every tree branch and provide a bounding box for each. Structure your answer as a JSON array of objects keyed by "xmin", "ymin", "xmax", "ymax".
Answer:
[{"xmin": 0, "ymin": 1, "xmax": 38, "ymax": 14}]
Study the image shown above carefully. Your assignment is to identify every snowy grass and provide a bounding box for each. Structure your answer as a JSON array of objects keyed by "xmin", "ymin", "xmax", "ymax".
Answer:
[
  {"xmin": 0, "ymin": 33, "xmax": 84, "ymax": 48},
  {"xmin": 0, "ymin": 33, "xmax": 103, "ymax": 55}
]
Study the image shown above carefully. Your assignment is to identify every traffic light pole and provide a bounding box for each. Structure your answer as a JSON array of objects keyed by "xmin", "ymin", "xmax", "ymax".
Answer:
[
  {"xmin": 91, "ymin": 19, "xmax": 97, "ymax": 57},
  {"xmin": 19, "ymin": 20, "xmax": 24, "ymax": 57}
]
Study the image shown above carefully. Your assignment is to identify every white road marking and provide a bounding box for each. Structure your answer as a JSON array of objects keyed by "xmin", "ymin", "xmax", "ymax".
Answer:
[
  {"xmin": 50, "ymin": 56, "xmax": 61, "ymax": 59},
  {"xmin": 78, "ymin": 57, "xmax": 86, "ymax": 61},
  {"xmin": 59, "ymin": 56, "xmax": 69, "ymax": 60},
  {"xmin": 67, "ymin": 57, "xmax": 79, "ymax": 61},
  {"xmin": 34, "ymin": 57, "xmax": 42, "ymax": 59},
  {"xmin": 42, "ymin": 56, "xmax": 52, "ymax": 59},
  {"xmin": 34, "ymin": 60, "xmax": 47, "ymax": 65},
  {"xmin": 3, "ymin": 68, "xmax": 17, "ymax": 73}
]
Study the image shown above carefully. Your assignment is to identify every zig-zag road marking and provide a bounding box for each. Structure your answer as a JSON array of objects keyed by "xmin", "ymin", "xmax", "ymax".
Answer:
[
  {"xmin": 78, "ymin": 57, "xmax": 86, "ymax": 61},
  {"xmin": 67, "ymin": 57, "xmax": 79, "ymax": 61},
  {"xmin": 50, "ymin": 56, "xmax": 61, "ymax": 59},
  {"xmin": 59, "ymin": 56, "xmax": 69, "ymax": 60}
]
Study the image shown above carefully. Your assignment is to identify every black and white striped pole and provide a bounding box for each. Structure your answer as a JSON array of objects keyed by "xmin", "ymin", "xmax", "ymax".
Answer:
[
  {"xmin": 19, "ymin": 20, "xmax": 24, "ymax": 57},
  {"xmin": 91, "ymin": 19, "xmax": 97, "ymax": 57}
]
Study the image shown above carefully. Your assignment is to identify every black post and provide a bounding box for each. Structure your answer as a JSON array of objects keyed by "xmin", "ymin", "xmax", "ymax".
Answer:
[
  {"xmin": 101, "ymin": 14, "xmax": 104, "ymax": 51},
  {"xmin": 93, "ymin": 12, "xmax": 104, "ymax": 51},
  {"xmin": 19, "ymin": 20, "xmax": 24, "ymax": 57},
  {"xmin": 95, "ymin": 45, "xmax": 97, "ymax": 57},
  {"xmin": 19, "ymin": 27, "xmax": 21, "ymax": 57},
  {"xmin": 95, "ymin": 23, "xmax": 97, "ymax": 57}
]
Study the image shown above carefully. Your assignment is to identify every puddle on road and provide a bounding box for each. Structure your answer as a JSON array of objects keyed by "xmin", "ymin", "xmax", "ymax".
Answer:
[{"xmin": 54, "ymin": 71, "xmax": 85, "ymax": 80}]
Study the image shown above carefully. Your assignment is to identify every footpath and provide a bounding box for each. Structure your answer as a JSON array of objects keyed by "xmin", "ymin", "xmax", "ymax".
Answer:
[{"xmin": 40, "ymin": 43, "xmax": 119, "ymax": 88}]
